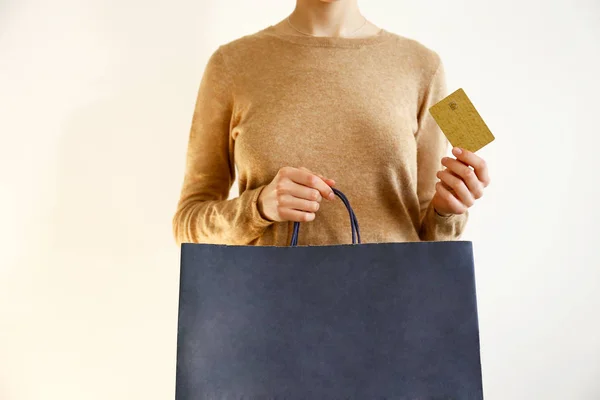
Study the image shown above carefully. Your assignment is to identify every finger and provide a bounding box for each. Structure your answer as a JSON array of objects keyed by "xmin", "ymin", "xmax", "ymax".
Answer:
[
  {"xmin": 440, "ymin": 180, "xmax": 454, "ymax": 193},
  {"xmin": 278, "ymin": 194, "xmax": 320, "ymax": 213},
  {"xmin": 436, "ymin": 170, "xmax": 474, "ymax": 207},
  {"xmin": 441, "ymin": 157, "xmax": 485, "ymax": 198},
  {"xmin": 288, "ymin": 168, "xmax": 335, "ymax": 200},
  {"xmin": 286, "ymin": 181, "xmax": 323, "ymax": 202},
  {"xmin": 300, "ymin": 167, "xmax": 336, "ymax": 187},
  {"xmin": 435, "ymin": 182, "xmax": 467, "ymax": 214},
  {"xmin": 318, "ymin": 175, "xmax": 336, "ymax": 186},
  {"xmin": 279, "ymin": 208, "xmax": 316, "ymax": 222},
  {"xmin": 452, "ymin": 147, "xmax": 491, "ymax": 187}
]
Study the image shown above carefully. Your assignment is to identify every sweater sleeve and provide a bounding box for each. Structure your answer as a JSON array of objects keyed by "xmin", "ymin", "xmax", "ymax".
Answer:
[
  {"xmin": 172, "ymin": 47, "xmax": 274, "ymax": 245},
  {"xmin": 415, "ymin": 55, "xmax": 468, "ymax": 241}
]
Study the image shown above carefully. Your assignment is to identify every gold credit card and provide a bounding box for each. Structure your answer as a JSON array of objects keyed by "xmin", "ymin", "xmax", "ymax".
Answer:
[{"xmin": 429, "ymin": 88, "xmax": 495, "ymax": 153}]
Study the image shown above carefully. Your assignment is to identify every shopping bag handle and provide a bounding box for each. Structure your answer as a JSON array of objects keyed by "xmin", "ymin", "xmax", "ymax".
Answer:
[{"xmin": 290, "ymin": 188, "xmax": 361, "ymax": 246}]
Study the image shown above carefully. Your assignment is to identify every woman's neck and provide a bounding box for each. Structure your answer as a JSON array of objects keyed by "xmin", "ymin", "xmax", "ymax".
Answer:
[{"xmin": 289, "ymin": 0, "xmax": 367, "ymax": 37}]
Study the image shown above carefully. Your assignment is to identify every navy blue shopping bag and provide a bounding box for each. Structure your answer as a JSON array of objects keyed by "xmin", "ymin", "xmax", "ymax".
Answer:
[{"xmin": 175, "ymin": 189, "xmax": 483, "ymax": 399}]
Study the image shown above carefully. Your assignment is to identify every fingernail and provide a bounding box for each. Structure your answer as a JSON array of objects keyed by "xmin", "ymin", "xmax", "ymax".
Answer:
[
  {"xmin": 453, "ymin": 147, "xmax": 462, "ymax": 155},
  {"xmin": 328, "ymin": 192, "xmax": 335, "ymax": 200}
]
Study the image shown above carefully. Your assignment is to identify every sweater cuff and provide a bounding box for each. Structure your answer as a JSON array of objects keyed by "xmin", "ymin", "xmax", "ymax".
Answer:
[
  {"xmin": 248, "ymin": 185, "xmax": 276, "ymax": 228},
  {"xmin": 420, "ymin": 203, "xmax": 468, "ymax": 241}
]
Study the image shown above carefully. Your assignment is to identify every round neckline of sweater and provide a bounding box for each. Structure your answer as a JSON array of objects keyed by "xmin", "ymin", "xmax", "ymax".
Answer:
[{"xmin": 259, "ymin": 25, "xmax": 393, "ymax": 48}]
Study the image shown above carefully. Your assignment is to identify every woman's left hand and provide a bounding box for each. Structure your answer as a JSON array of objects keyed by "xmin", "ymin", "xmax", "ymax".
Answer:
[{"xmin": 431, "ymin": 147, "xmax": 491, "ymax": 216}]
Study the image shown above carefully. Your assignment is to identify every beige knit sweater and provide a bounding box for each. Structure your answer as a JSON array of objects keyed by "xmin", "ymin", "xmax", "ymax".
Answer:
[{"xmin": 172, "ymin": 25, "xmax": 468, "ymax": 246}]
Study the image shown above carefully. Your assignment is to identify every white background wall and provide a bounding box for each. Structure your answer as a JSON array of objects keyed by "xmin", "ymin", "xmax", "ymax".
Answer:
[{"xmin": 1, "ymin": 0, "xmax": 599, "ymax": 399}]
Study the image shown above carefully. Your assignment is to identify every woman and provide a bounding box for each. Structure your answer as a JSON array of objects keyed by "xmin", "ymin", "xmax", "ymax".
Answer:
[{"xmin": 172, "ymin": 0, "xmax": 490, "ymax": 246}]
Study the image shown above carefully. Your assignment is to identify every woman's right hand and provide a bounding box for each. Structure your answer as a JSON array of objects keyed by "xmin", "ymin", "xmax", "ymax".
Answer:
[{"xmin": 257, "ymin": 166, "xmax": 336, "ymax": 222}]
